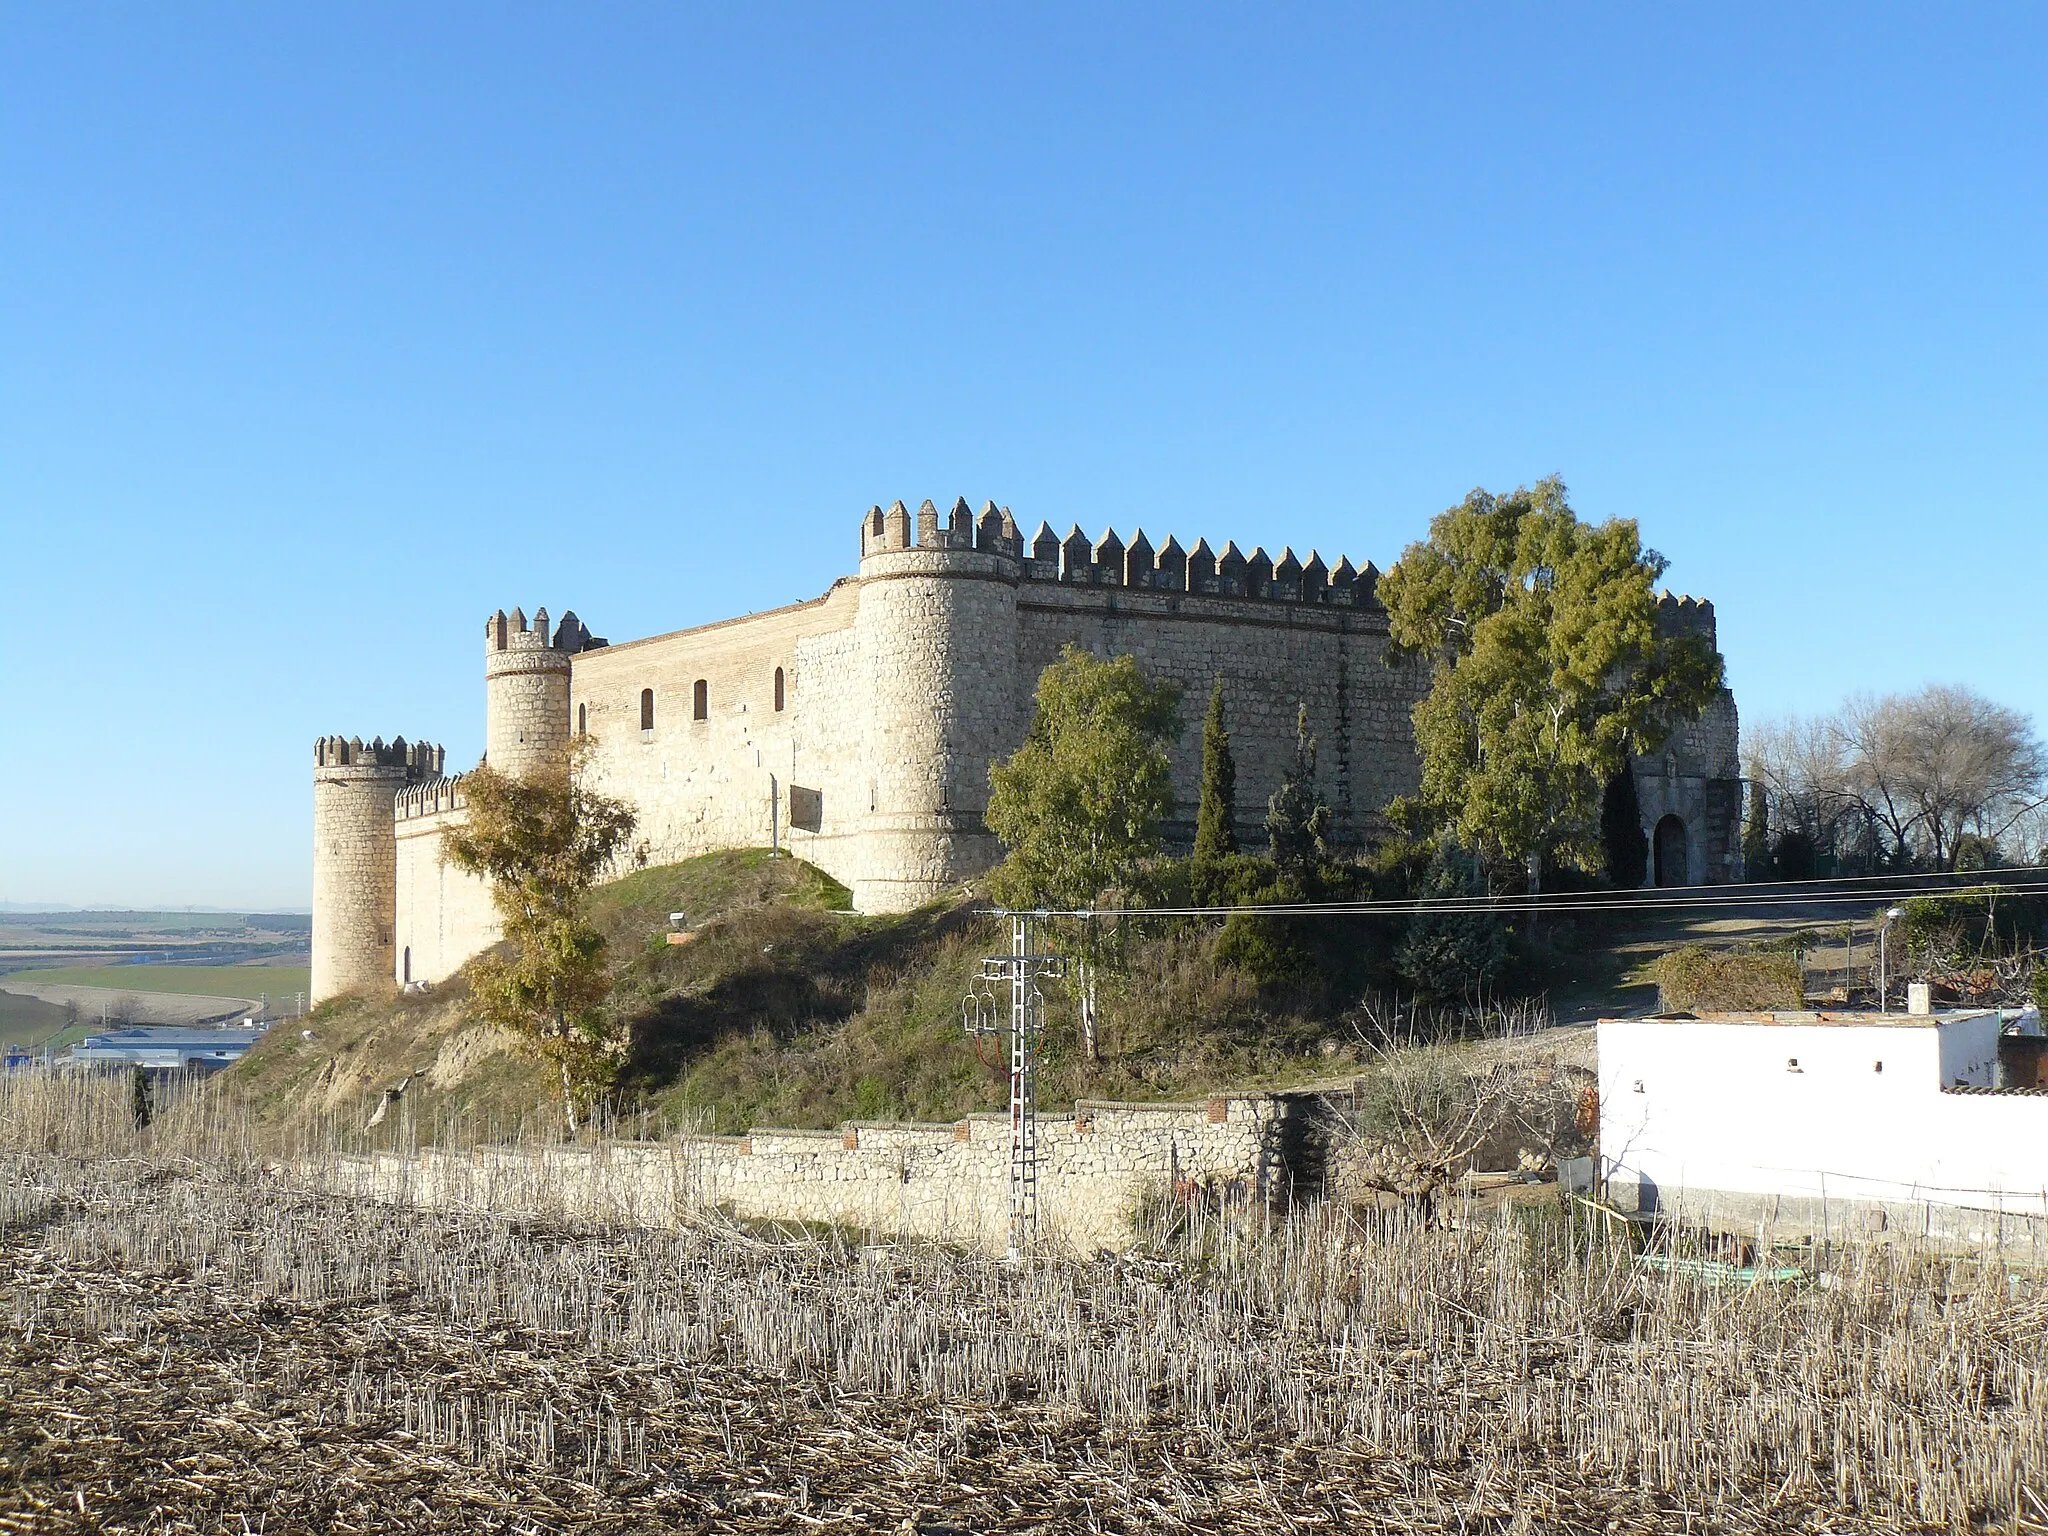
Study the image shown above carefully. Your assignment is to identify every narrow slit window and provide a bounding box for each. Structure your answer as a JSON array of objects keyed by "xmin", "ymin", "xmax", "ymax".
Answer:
[
  {"xmin": 577, "ymin": 703, "xmax": 587, "ymax": 736},
  {"xmin": 693, "ymin": 679, "xmax": 708, "ymax": 720},
  {"xmin": 640, "ymin": 689, "xmax": 655, "ymax": 731},
  {"xmin": 773, "ymin": 667, "xmax": 786, "ymax": 712}
]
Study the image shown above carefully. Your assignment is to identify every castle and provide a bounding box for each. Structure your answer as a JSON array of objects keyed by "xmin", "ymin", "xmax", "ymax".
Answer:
[{"xmin": 310, "ymin": 499, "xmax": 1741, "ymax": 1003}]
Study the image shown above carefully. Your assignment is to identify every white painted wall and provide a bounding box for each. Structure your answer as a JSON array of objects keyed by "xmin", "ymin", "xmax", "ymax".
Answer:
[{"xmin": 1598, "ymin": 1013, "xmax": 2048, "ymax": 1220}]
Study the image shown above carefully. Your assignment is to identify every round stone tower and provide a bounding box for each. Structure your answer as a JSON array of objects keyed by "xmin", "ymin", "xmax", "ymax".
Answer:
[
  {"xmin": 311, "ymin": 735, "xmax": 444, "ymax": 1004},
  {"xmin": 850, "ymin": 499, "xmax": 1022, "ymax": 912},
  {"xmin": 484, "ymin": 606, "xmax": 593, "ymax": 780}
]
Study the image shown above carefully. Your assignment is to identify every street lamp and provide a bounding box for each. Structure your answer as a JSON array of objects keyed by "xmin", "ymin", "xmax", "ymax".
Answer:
[{"xmin": 1878, "ymin": 906, "xmax": 1907, "ymax": 1013}]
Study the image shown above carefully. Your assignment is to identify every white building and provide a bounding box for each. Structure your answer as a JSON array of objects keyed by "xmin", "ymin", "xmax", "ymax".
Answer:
[{"xmin": 1598, "ymin": 1010, "xmax": 2048, "ymax": 1245}]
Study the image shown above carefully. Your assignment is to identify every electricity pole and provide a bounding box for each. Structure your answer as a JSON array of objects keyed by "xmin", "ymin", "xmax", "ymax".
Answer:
[{"xmin": 964, "ymin": 911, "xmax": 1065, "ymax": 1260}]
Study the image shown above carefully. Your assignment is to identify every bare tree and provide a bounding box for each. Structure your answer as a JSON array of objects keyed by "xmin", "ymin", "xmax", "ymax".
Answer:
[
  {"xmin": 1750, "ymin": 686, "xmax": 2044, "ymax": 872},
  {"xmin": 1842, "ymin": 687, "xmax": 2044, "ymax": 869}
]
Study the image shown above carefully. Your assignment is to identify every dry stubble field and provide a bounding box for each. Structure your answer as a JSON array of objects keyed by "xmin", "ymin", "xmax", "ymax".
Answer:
[{"xmin": 2, "ymin": 1075, "xmax": 2046, "ymax": 1535}]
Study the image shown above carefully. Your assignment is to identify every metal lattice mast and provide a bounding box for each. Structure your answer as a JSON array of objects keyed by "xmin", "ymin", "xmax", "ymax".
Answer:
[
  {"xmin": 965, "ymin": 910, "xmax": 1064, "ymax": 1260},
  {"xmin": 1007, "ymin": 912, "xmax": 1037, "ymax": 1256}
]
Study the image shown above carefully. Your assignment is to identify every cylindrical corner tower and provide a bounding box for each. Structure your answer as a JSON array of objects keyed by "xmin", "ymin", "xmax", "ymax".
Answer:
[
  {"xmin": 484, "ymin": 605, "xmax": 579, "ymax": 780},
  {"xmin": 850, "ymin": 501, "xmax": 1022, "ymax": 912},
  {"xmin": 311, "ymin": 735, "xmax": 443, "ymax": 1004}
]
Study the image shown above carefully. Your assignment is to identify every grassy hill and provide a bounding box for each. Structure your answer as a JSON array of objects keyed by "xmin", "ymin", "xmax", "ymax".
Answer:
[
  {"xmin": 228, "ymin": 843, "xmax": 1940, "ymax": 1142},
  {"xmin": 0, "ymin": 990, "xmax": 80, "ymax": 1052},
  {"xmin": 228, "ymin": 849, "xmax": 1386, "ymax": 1139}
]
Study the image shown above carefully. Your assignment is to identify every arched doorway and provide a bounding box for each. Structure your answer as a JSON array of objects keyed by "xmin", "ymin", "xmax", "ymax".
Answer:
[{"xmin": 1653, "ymin": 815, "xmax": 1689, "ymax": 887}]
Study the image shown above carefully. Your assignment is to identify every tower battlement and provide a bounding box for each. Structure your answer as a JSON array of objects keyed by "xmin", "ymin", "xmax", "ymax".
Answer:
[
  {"xmin": 855, "ymin": 502, "xmax": 1380, "ymax": 607},
  {"xmin": 486, "ymin": 606, "xmax": 605, "ymax": 657},
  {"xmin": 394, "ymin": 774, "xmax": 467, "ymax": 822},
  {"xmin": 311, "ymin": 735, "xmax": 444, "ymax": 1003},
  {"xmin": 313, "ymin": 735, "xmax": 444, "ymax": 775},
  {"xmin": 483, "ymin": 604, "xmax": 592, "ymax": 779},
  {"xmin": 1655, "ymin": 592, "xmax": 1718, "ymax": 645}
]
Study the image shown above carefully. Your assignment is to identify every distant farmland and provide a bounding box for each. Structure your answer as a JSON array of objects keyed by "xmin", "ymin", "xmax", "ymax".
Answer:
[
  {"xmin": 2, "ymin": 965, "xmax": 311, "ymax": 1001},
  {"xmin": 0, "ymin": 990, "xmax": 81, "ymax": 1050}
]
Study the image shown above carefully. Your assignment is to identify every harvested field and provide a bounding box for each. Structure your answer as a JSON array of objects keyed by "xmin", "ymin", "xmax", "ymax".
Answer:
[{"xmin": 3, "ymin": 1078, "xmax": 2047, "ymax": 1533}]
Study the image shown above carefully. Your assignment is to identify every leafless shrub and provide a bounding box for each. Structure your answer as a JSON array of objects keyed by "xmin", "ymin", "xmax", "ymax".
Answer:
[
  {"xmin": 1650, "ymin": 946, "xmax": 1804, "ymax": 1013},
  {"xmin": 1337, "ymin": 1041, "xmax": 1589, "ymax": 1198}
]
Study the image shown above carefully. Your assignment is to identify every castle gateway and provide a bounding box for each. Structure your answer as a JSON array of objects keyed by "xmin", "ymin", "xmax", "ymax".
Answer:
[{"xmin": 311, "ymin": 499, "xmax": 1740, "ymax": 1002}]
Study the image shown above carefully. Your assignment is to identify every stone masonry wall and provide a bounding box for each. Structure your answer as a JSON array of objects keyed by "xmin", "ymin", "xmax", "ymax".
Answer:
[
  {"xmin": 312, "ymin": 766, "xmax": 408, "ymax": 1003},
  {"xmin": 1015, "ymin": 586, "xmax": 1429, "ymax": 847},
  {"xmin": 324, "ymin": 1094, "xmax": 1299, "ymax": 1255},
  {"xmin": 374, "ymin": 502, "xmax": 1740, "ymax": 941},
  {"xmin": 484, "ymin": 607, "xmax": 580, "ymax": 781},
  {"xmin": 392, "ymin": 787, "xmax": 500, "ymax": 988},
  {"xmin": 569, "ymin": 584, "xmax": 863, "ymax": 886}
]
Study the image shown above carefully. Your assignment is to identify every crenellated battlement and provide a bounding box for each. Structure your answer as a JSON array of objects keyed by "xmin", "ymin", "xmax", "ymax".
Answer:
[
  {"xmin": 485, "ymin": 606, "xmax": 606, "ymax": 656},
  {"xmin": 313, "ymin": 736, "xmax": 445, "ymax": 775},
  {"xmin": 1655, "ymin": 592, "xmax": 1718, "ymax": 645},
  {"xmin": 394, "ymin": 774, "xmax": 467, "ymax": 822},
  {"xmin": 856, "ymin": 502, "xmax": 1380, "ymax": 607}
]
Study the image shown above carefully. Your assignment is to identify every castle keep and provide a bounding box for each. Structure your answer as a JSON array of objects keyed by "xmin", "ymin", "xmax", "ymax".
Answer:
[{"xmin": 311, "ymin": 499, "xmax": 1741, "ymax": 1002}]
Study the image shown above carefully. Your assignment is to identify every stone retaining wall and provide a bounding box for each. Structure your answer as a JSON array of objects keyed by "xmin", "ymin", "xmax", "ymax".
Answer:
[{"xmin": 323, "ymin": 1094, "xmax": 1303, "ymax": 1254}]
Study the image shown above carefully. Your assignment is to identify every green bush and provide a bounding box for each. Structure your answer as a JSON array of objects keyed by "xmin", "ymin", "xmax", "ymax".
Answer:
[
  {"xmin": 1213, "ymin": 868, "xmax": 1318, "ymax": 987},
  {"xmin": 1650, "ymin": 946, "xmax": 1804, "ymax": 1013},
  {"xmin": 1394, "ymin": 844, "xmax": 1507, "ymax": 1004},
  {"xmin": 2032, "ymin": 963, "xmax": 2048, "ymax": 1016},
  {"xmin": 1899, "ymin": 889, "xmax": 2048, "ymax": 969}
]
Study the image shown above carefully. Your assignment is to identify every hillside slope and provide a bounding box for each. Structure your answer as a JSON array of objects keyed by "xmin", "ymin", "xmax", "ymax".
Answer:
[{"xmin": 229, "ymin": 849, "xmax": 1399, "ymax": 1140}]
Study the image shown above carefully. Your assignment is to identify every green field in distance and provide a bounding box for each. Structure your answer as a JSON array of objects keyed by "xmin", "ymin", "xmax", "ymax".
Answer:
[{"xmin": 3, "ymin": 965, "xmax": 312, "ymax": 1000}]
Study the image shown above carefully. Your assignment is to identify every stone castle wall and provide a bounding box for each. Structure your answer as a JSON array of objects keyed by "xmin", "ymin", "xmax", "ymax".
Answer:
[
  {"xmin": 393, "ymin": 780, "xmax": 498, "ymax": 988},
  {"xmin": 557, "ymin": 501, "xmax": 1439, "ymax": 911},
  {"xmin": 1631, "ymin": 596, "xmax": 1744, "ymax": 885},
  {"xmin": 327, "ymin": 498, "xmax": 1742, "ymax": 980},
  {"xmin": 1013, "ymin": 585, "xmax": 1429, "ymax": 843},
  {"xmin": 311, "ymin": 736, "xmax": 443, "ymax": 1004},
  {"xmin": 568, "ymin": 585, "xmax": 861, "ymax": 890}
]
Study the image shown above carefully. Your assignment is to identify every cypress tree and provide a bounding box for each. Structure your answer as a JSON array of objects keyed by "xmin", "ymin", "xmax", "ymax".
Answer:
[
  {"xmin": 1267, "ymin": 704, "xmax": 1333, "ymax": 874},
  {"xmin": 1194, "ymin": 677, "xmax": 1238, "ymax": 864},
  {"xmin": 1600, "ymin": 769, "xmax": 1648, "ymax": 888},
  {"xmin": 1741, "ymin": 781, "xmax": 1771, "ymax": 881}
]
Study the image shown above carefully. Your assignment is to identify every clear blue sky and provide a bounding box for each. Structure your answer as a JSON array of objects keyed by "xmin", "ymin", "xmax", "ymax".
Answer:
[{"xmin": 4, "ymin": 5, "xmax": 2044, "ymax": 909}]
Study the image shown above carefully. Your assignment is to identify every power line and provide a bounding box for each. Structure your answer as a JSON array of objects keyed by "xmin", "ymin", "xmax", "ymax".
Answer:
[{"xmin": 981, "ymin": 865, "xmax": 2048, "ymax": 922}]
